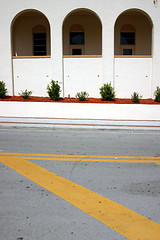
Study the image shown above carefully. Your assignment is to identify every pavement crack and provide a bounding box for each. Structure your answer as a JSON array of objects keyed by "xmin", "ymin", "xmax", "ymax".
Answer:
[{"xmin": 69, "ymin": 160, "xmax": 82, "ymax": 181}]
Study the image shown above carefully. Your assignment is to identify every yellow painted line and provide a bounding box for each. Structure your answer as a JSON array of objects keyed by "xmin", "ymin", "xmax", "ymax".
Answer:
[
  {"xmin": 26, "ymin": 156, "xmax": 160, "ymax": 164},
  {"xmin": 0, "ymin": 155, "xmax": 160, "ymax": 240},
  {"xmin": 1, "ymin": 152, "xmax": 160, "ymax": 165},
  {"xmin": 0, "ymin": 152, "xmax": 160, "ymax": 160}
]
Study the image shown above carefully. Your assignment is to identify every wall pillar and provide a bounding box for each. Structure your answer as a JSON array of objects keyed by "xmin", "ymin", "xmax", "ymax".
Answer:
[
  {"xmin": 152, "ymin": 20, "xmax": 160, "ymax": 98},
  {"xmin": 102, "ymin": 20, "xmax": 114, "ymax": 88},
  {"xmin": 0, "ymin": 23, "xmax": 13, "ymax": 96},
  {"xmin": 50, "ymin": 21, "xmax": 64, "ymax": 97}
]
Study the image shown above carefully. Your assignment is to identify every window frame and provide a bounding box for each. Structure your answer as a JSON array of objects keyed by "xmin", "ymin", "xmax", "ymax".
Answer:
[
  {"xmin": 33, "ymin": 32, "xmax": 47, "ymax": 56},
  {"xmin": 120, "ymin": 25, "xmax": 136, "ymax": 55}
]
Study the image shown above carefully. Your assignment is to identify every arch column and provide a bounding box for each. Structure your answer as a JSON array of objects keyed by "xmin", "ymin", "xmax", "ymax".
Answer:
[
  {"xmin": 102, "ymin": 19, "xmax": 115, "ymax": 87},
  {"xmin": 0, "ymin": 25, "xmax": 13, "ymax": 95},
  {"xmin": 50, "ymin": 20, "xmax": 64, "ymax": 97},
  {"xmin": 151, "ymin": 20, "xmax": 160, "ymax": 98}
]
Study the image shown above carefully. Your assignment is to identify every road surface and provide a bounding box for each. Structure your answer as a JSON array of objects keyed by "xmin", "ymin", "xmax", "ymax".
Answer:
[{"xmin": 0, "ymin": 128, "xmax": 160, "ymax": 240}]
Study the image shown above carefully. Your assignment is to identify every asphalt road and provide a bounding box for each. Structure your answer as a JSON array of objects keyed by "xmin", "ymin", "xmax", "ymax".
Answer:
[
  {"xmin": 0, "ymin": 128, "xmax": 160, "ymax": 240},
  {"xmin": 0, "ymin": 128, "xmax": 160, "ymax": 156}
]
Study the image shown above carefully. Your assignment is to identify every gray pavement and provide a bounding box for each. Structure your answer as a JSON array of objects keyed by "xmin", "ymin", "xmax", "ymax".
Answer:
[
  {"xmin": 0, "ymin": 153, "xmax": 160, "ymax": 240},
  {"xmin": 0, "ymin": 129, "xmax": 160, "ymax": 240},
  {"xmin": 0, "ymin": 128, "xmax": 160, "ymax": 156}
]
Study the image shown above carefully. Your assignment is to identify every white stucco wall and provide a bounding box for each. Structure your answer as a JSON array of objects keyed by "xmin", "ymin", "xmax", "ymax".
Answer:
[
  {"xmin": 0, "ymin": 0, "xmax": 160, "ymax": 98},
  {"xmin": 63, "ymin": 57, "xmax": 102, "ymax": 98},
  {"xmin": 13, "ymin": 58, "xmax": 52, "ymax": 96},
  {"xmin": 114, "ymin": 57, "xmax": 152, "ymax": 98}
]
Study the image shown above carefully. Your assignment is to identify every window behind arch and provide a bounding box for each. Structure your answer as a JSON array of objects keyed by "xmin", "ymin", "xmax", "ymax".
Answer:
[
  {"xmin": 69, "ymin": 24, "xmax": 84, "ymax": 55},
  {"xmin": 120, "ymin": 25, "xmax": 135, "ymax": 55},
  {"xmin": 33, "ymin": 25, "xmax": 47, "ymax": 56}
]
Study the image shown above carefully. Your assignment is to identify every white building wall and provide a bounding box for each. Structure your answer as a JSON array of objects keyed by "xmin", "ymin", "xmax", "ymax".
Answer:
[
  {"xmin": 151, "ymin": 14, "xmax": 160, "ymax": 98},
  {"xmin": 0, "ymin": 2, "xmax": 14, "ymax": 95},
  {"xmin": 13, "ymin": 58, "xmax": 51, "ymax": 96},
  {"xmin": 114, "ymin": 58, "xmax": 152, "ymax": 98},
  {"xmin": 63, "ymin": 57, "xmax": 102, "ymax": 98},
  {"xmin": 0, "ymin": 0, "xmax": 160, "ymax": 98}
]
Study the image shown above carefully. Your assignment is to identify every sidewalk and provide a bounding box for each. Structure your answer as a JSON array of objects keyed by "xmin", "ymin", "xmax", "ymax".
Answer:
[
  {"xmin": 0, "ymin": 116, "xmax": 160, "ymax": 130},
  {"xmin": 0, "ymin": 101, "xmax": 160, "ymax": 130}
]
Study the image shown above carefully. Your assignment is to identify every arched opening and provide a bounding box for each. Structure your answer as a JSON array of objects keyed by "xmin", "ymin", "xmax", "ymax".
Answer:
[
  {"xmin": 11, "ymin": 10, "xmax": 51, "ymax": 57},
  {"xmin": 63, "ymin": 9, "xmax": 102, "ymax": 56},
  {"xmin": 114, "ymin": 9, "xmax": 153, "ymax": 56}
]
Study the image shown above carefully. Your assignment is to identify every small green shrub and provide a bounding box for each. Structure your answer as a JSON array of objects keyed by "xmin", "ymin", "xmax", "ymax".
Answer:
[
  {"xmin": 19, "ymin": 89, "xmax": 32, "ymax": 99},
  {"xmin": 47, "ymin": 80, "xmax": 61, "ymax": 100},
  {"xmin": 100, "ymin": 82, "xmax": 115, "ymax": 101},
  {"xmin": 0, "ymin": 81, "xmax": 7, "ymax": 98},
  {"xmin": 131, "ymin": 92, "xmax": 142, "ymax": 103},
  {"xmin": 154, "ymin": 86, "xmax": 160, "ymax": 102},
  {"xmin": 75, "ymin": 91, "xmax": 89, "ymax": 101}
]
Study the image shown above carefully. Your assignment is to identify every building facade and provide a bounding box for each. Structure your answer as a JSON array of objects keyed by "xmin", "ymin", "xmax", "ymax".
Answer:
[{"xmin": 0, "ymin": 0, "xmax": 160, "ymax": 98}]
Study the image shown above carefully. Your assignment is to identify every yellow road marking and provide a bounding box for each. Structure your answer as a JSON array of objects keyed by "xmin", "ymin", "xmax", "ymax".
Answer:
[
  {"xmin": 0, "ymin": 155, "xmax": 160, "ymax": 240},
  {"xmin": 26, "ymin": 157, "xmax": 160, "ymax": 164},
  {"xmin": 27, "ymin": 157, "xmax": 160, "ymax": 164},
  {"xmin": 0, "ymin": 152, "xmax": 160, "ymax": 164},
  {"xmin": 0, "ymin": 152, "xmax": 160, "ymax": 160}
]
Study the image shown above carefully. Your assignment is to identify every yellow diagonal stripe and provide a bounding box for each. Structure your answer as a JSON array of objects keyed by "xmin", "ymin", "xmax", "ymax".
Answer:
[{"xmin": 0, "ymin": 155, "xmax": 160, "ymax": 240}]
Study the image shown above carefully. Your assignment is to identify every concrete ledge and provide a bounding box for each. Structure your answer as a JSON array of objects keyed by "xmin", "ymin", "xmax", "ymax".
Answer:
[{"xmin": 0, "ymin": 102, "xmax": 160, "ymax": 121}]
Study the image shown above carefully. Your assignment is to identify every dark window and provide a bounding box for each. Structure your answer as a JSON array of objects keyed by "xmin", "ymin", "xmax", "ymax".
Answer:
[
  {"xmin": 123, "ymin": 49, "xmax": 133, "ymax": 55},
  {"xmin": 33, "ymin": 33, "xmax": 46, "ymax": 56},
  {"xmin": 120, "ymin": 32, "xmax": 135, "ymax": 45},
  {"xmin": 72, "ymin": 49, "xmax": 82, "ymax": 55},
  {"xmin": 70, "ymin": 32, "xmax": 84, "ymax": 45}
]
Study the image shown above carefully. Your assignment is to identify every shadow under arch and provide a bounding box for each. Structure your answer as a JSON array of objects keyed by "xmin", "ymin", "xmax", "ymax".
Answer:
[
  {"xmin": 11, "ymin": 9, "xmax": 51, "ymax": 56},
  {"xmin": 62, "ymin": 8, "xmax": 102, "ymax": 56},
  {"xmin": 114, "ymin": 8, "xmax": 153, "ymax": 56},
  {"xmin": 114, "ymin": 8, "xmax": 153, "ymax": 26},
  {"xmin": 63, "ymin": 7, "xmax": 103, "ymax": 26}
]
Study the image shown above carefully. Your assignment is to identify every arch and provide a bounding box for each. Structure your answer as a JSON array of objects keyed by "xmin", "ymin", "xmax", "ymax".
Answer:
[
  {"xmin": 114, "ymin": 9, "xmax": 153, "ymax": 56},
  {"xmin": 32, "ymin": 24, "xmax": 46, "ymax": 33},
  {"xmin": 121, "ymin": 24, "xmax": 135, "ymax": 32},
  {"xmin": 63, "ymin": 8, "xmax": 102, "ymax": 26},
  {"xmin": 63, "ymin": 8, "xmax": 102, "ymax": 55},
  {"xmin": 70, "ymin": 24, "xmax": 84, "ymax": 32},
  {"xmin": 114, "ymin": 8, "xmax": 153, "ymax": 26},
  {"xmin": 11, "ymin": 9, "xmax": 51, "ymax": 56}
]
